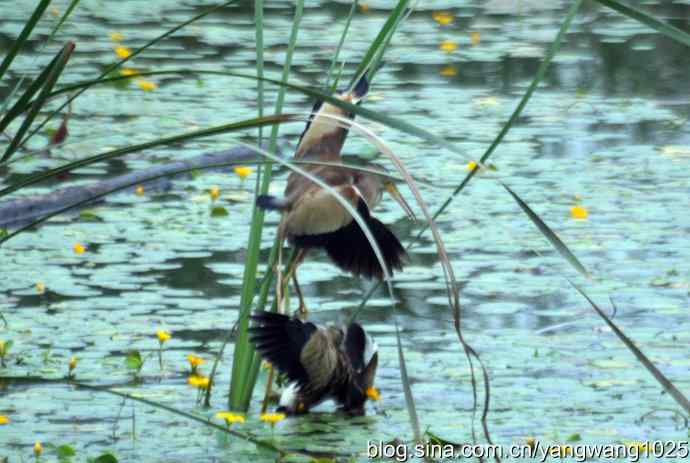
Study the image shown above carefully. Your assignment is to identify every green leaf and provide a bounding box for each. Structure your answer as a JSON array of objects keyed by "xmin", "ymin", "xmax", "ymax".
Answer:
[
  {"xmin": 125, "ymin": 351, "xmax": 143, "ymax": 370},
  {"xmin": 210, "ymin": 206, "xmax": 228, "ymax": 217},
  {"xmin": 92, "ymin": 453, "xmax": 118, "ymax": 463},
  {"xmin": 79, "ymin": 210, "xmax": 104, "ymax": 222},
  {"xmin": 56, "ymin": 444, "xmax": 76, "ymax": 458},
  {"xmin": 567, "ymin": 433, "xmax": 582, "ymax": 442}
]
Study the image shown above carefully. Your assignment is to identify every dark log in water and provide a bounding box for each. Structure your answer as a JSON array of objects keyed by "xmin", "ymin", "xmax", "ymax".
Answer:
[{"xmin": 0, "ymin": 145, "xmax": 269, "ymax": 229}]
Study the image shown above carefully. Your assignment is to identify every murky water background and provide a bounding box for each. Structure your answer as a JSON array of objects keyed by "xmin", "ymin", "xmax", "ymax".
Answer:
[{"xmin": 2, "ymin": 0, "xmax": 690, "ymax": 461}]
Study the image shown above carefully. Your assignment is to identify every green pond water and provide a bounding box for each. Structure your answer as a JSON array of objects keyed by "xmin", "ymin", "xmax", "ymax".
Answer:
[{"xmin": 2, "ymin": 0, "xmax": 690, "ymax": 461}]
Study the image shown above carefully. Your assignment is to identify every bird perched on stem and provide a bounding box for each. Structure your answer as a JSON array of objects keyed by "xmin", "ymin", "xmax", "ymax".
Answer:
[
  {"xmin": 257, "ymin": 75, "xmax": 414, "ymax": 314},
  {"xmin": 250, "ymin": 311, "xmax": 379, "ymax": 415}
]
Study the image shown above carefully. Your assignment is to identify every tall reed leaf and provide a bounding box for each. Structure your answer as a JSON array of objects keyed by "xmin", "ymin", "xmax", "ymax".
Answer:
[
  {"xmin": 0, "ymin": 0, "xmax": 51, "ymax": 81},
  {"xmin": 349, "ymin": 0, "xmax": 409, "ymax": 88},
  {"xmin": 1, "ymin": 41, "xmax": 75, "ymax": 162},
  {"xmin": 569, "ymin": 282, "xmax": 690, "ymax": 414},
  {"xmin": 501, "ymin": 183, "xmax": 590, "ymax": 279},
  {"xmin": 228, "ymin": 0, "xmax": 304, "ymax": 413}
]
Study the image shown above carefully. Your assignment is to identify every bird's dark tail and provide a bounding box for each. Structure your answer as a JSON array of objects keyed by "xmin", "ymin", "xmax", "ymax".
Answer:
[
  {"xmin": 295, "ymin": 200, "xmax": 406, "ymax": 280},
  {"xmin": 257, "ymin": 194, "xmax": 289, "ymax": 211}
]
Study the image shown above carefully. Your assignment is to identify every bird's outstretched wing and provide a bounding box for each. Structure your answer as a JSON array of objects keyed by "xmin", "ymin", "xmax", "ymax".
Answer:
[{"xmin": 249, "ymin": 311, "xmax": 317, "ymax": 385}]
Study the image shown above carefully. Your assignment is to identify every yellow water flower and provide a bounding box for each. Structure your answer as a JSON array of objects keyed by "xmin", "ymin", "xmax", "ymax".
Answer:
[
  {"xmin": 216, "ymin": 411, "xmax": 246, "ymax": 425},
  {"xmin": 359, "ymin": 2, "xmax": 370, "ymax": 12},
  {"xmin": 570, "ymin": 204, "xmax": 588, "ymax": 219},
  {"xmin": 366, "ymin": 386, "xmax": 381, "ymax": 401},
  {"xmin": 135, "ymin": 185, "xmax": 144, "ymax": 195},
  {"xmin": 439, "ymin": 40, "xmax": 458, "ymax": 53},
  {"xmin": 187, "ymin": 354, "xmax": 205, "ymax": 368},
  {"xmin": 233, "ymin": 166, "xmax": 253, "ymax": 180},
  {"xmin": 114, "ymin": 46, "xmax": 132, "ymax": 59},
  {"xmin": 0, "ymin": 415, "xmax": 9, "ymax": 425},
  {"xmin": 466, "ymin": 160, "xmax": 478, "ymax": 171},
  {"xmin": 120, "ymin": 68, "xmax": 139, "ymax": 77},
  {"xmin": 36, "ymin": 282, "xmax": 46, "ymax": 295},
  {"xmin": 260, "ymin": 412, "xmax": 286, "ymax": 424},
  {"xmin": 526, "ymin": 437, "xmax": 537, "ymax": 450},
  {"xmin": 73, "ymin": 243, "xmax": 86, "ymax": 254},
  {"xmin": 439, "ymin": 65, "xmax": 458, "ymax": 77},
  {"xmin": 432, "ymin": 11, "xmax": 453, "ymax": 25},
  {"xmin": 470, "ymin": 31, "xmax": 481, "ymax": 46},
  {"xmin": 68, "ymin": 356, "xmax": 78, "ymax": 376},
  {"xmin": 109, "ymin": 32, "xmax": 124, "ymax": 42},
  {"xmin": 156, "ymin": 329, "xmax": 171, "ymax": 343},
  {"xmin": 137, "ymin": 80, "xmax": 158, "ymax": 91},
  {"xmin": 33, "ymin": 441, "xmax": 43, "ymax": 456},
  {"xmin": 187, "ymin": 374, "xmax": 210, "ymax": 389},
  {"xmin": 209, "ymin": 186, "xmax": 220, "ymax": 200}
]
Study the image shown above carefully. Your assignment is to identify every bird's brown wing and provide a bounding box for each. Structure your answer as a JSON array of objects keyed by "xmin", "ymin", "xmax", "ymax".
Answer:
[{"xmin": 299, "ymin": 326, "xmax": 344, "ymax": 391}]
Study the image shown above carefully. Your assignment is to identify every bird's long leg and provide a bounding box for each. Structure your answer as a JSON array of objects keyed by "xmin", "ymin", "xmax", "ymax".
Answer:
[
  {"xmin": 283, "ymin": 248, "xmax": 307, "ymax": 317},
  {"xmin": 275, "ymin": 218, "xmax": 287, "ymax": 315}
]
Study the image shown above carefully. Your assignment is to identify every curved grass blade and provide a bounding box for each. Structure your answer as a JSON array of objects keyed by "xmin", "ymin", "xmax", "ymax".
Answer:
[
  {"xmin": 0, "ymin": 0, "xmax": 51, "ymax": 81},
  {"xmin": 2, "ymin": 42, "xmax": 75, "ymax": 162},
  {"xmin": 45, "ymin": 68, "xmax": 476, "ymax": 165},
  {"xmin": 594, "ymin": 0, "xmax": 690, "ymax": 47},
  {"xmin": 0, "ymin": 375, "xmax": 331, "ymax": 459},
  {"xmin": 501, "ymin": 182, "xmax": 591, "ymax": 279},
  {"xmin": 568, "ymin": 281, "xmax": 690, "ymax": 414},
  {"xmin": 395, "ymin": 321, "xmax": 421, "ymax": 443},
  {"xmin": 21, "ymin": 0, "xmax": 239, "ymax": 150},
  {"xmin": 0, "ymin": 114, "xmax": 291, "ymax": 198}
]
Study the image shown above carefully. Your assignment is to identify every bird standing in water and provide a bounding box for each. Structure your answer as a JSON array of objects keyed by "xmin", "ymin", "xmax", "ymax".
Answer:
[
  {"xmin": 257, "ymin": 76, "xmax": 414, "ymax": 314},
  {"xmin": 250, "ymin": 311, "xmax": 379, "ymax": 415}
]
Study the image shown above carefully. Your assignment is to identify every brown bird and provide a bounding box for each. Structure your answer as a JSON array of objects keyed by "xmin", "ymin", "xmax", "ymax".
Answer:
[
  {"xmin": 250, "ymin": 310, "xmax": 379, "ymax": 415},
  {"xmin": 257, "ymin": 76, "xmax": 414, "ymax": 312}
]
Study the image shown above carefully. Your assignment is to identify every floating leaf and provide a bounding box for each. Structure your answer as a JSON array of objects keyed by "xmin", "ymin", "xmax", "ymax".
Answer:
[
  {"xmin": 125, "ymin": 350, "xmax": 143, "ymax": 370},
  {"xmin": 210, "ymin": 206, "xmax": 228, "ymax": 217}
]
